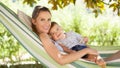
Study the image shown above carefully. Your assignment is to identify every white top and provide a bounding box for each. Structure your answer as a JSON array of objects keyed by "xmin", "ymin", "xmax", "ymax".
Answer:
[{"xmin": 56, "ymin": 31, "xmax": 83, "ymax": 49}]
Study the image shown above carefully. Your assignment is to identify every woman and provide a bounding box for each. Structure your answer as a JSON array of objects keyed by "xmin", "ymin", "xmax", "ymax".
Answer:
[{"xmin": 31, "ymin": 6, "xmax": 100, "ymax": 65}]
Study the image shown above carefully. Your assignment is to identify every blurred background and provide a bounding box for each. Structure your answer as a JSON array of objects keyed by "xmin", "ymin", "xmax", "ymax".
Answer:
[{"xmin": 0, "ymin": 0, "xmax": 120, "ymax": 68}]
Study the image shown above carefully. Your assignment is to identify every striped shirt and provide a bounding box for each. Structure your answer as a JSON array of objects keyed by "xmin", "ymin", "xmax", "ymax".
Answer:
[{"xmin": 56, "ymin": 31, "xmax": 84, "ymax": 49}]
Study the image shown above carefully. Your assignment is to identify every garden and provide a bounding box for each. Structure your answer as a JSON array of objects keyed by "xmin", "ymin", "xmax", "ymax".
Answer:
[{"xmin": 0, "ymin": 0, "xmax": 120, "ymax": 68}]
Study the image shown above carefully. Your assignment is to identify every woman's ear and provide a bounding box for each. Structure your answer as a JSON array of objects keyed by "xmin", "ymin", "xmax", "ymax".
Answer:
[{"xmin": 32, "ymin": 19, "xmax": 36, "ymax": 25}]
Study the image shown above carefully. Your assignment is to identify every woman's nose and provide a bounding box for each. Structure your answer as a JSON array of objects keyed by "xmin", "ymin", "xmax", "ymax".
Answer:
[{"xmin": 45, "ymin": 21, "xmax": 51, "ymax": 26}]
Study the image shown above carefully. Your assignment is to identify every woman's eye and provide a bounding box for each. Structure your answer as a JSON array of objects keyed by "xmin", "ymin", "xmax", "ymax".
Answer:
[
  {"xmin": 40, "ymin": 19, "xmax": 45, "ymax": 21},
  {"xmin": 48, "ymin": 19, "xmax": 51, "ymax": 21}
]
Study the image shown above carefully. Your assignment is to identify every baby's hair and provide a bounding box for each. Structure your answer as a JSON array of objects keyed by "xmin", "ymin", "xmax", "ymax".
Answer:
[
  {"xmin": 51, "ymin": 21, "xmax": 58, "ymax": 28},
  {"xmin": 48, "ymin": 21, "xmax": 58, "ymax": 34}
]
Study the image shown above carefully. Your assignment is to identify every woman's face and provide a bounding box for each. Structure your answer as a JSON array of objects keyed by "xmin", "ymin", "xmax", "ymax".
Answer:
[{"xmin": 32, "ymin": 11, "xmax": 51, "ymax": 34}]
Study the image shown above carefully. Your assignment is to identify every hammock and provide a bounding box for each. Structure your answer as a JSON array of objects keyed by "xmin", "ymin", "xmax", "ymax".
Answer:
[{"xmin": 0, "ymin": 2, "xmax": 120, "ymax": 68}]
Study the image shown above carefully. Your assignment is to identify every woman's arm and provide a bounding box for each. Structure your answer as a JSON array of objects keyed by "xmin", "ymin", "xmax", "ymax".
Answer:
[
  {"xmin": 39, "ymin": 33, "xmax": 98, "ymax": 65},
  {"xmin": 59, "ymin": 43, "xmax": 76, "ymax": 54}
]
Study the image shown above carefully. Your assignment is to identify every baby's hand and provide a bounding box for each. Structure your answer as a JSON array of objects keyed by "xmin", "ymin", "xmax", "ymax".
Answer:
[{"xmin": 83, "ymin": 37, "xmax": 88, "ymax": 44}]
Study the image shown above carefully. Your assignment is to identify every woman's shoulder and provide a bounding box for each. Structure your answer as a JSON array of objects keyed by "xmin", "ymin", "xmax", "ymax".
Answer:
[
  {"xmin": 39, "ymin": 33, "xmax": 54, "ymax": 46},
  {"xmin": 39, "ymin": 33, "xmax": 51, "ymax": 41}
]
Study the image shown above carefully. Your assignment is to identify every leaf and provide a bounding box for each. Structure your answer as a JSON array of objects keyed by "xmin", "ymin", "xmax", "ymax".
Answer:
[
  {"xmin": 23, "ymin": 0, "xmax": 37, "ymax": 7},
  {"xmin": 71, "ymin": 0, "xmax": 76, "ymax": 5},
  {"xmin": 93, "ymin": 9, "xmax": 98, "ymax": 17},
  {"xmin": 52, "ymin": 5, "xmax": 58, "ymax": 10},
  {"xmin": 93, "ymin": 9, "xmax": 97, "ymax": 13},
  {"xmin": 23, "ymin": 0, "xmax": 27, "ymax": 4},
  {"xmin": 97, "ymin": 2, "xmax": 104, "ymax": 10},
  {"xmin": 118, "ymin": 9, "xmax": 120, "ymax": 16},
  {"xmin": 63, "ymin": 0, "xmax": 69, "ymax": 7},
  {"xmin": 119, "ymin": 0, "xmax": 120, "ymax": 3},
  {"xmin": 109, "ymin": 0, "xmax": 112, "ymax": 2},
  {"xmin": 48, "ymin": 0, "xmax": 54, "ymax": 4},
  {"xmin": 109, "ymin": 3, "xmax": 117, "ymax": 8},
  {"xmin": 57, "ymin": 0, "xmax": 63, "ymax": 8},
  {"xmin": 113, "ymin": 7, "xmax": 117, "ymax": 12},
  {"xmin": 48, "ymin": 0, "xmax": 58, "ymax": 10},
  {"xmin": 84, "ymin": 0, "xmax": 91, "ymax": 8},
  {"xmin": 99, "ymin": 9, "xmax": 103, "ymax": 14}
]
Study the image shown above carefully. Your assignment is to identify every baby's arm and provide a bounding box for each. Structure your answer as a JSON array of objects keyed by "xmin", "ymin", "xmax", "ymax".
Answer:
[
  {"xmin": 83, "ymin": 36, "xmax": 88, "ymax": 43},
  {"xmin": 79, "ymin": 36, "xmax": 88, "ymax": 44},
  {"xmin": 82, "ymin": 37, "xmax": 90, "ymax": 47},
  {"xmin": 59, "ymin": 44, "xmax": 76, "ymax": 54}
]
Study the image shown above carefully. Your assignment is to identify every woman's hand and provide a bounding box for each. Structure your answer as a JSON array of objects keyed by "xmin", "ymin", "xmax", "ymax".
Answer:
[
  {"xmin": 87, "ymin": 48, "xmax": 98, "ymax": 55},
  {"xmin": 59, "ymin": 43, "xmax": 76, "ymax": 54}
]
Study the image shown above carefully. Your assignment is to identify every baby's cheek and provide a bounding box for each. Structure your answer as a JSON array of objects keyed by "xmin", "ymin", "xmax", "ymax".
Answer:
[
  {"xmin": 53, "ymin": 36, "xmax": 57, "ymax": 40},
  {"xmin": 55, "ymin": 36, "xmax": 58, "ymax": 40}
]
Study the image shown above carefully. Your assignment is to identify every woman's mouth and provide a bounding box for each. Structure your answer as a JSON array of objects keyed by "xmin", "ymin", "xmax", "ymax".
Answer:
[{"xmin": 44, "ymin": 27, "xmax": 50, "ymax": 30}]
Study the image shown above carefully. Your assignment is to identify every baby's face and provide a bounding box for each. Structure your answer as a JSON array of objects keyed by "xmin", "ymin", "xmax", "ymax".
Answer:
[{"xmin": 49, "ymin": 24, "xmax": 65, "ymax": 41}]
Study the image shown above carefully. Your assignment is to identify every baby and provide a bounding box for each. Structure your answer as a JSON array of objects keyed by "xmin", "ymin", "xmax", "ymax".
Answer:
[{"xmin": 49, "ymin": 21, "xmax": 106, "ymax": 68}]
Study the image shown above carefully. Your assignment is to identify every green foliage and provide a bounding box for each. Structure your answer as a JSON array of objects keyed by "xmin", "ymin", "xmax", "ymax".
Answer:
[
  {"xmin": 48, "ymin": 0, "xmax": 76, "ymax": 10},
  {"xmin": 84, "ymin": 0, "xmax": 104, "ymax": 17},
  {"xmin": 0, "ymin": 23, "xmax": 35, "ymax": 64},
  {"xmin": 109, "ymin": 2, "xmax": 120, "ymax": 16},
  {"xmin": 62, "ymin": 21, "xmax": 120, "ymax": 46},
  {"xmin": 23, "ymin": 0, "xmax": 37, "ymax": 7},
  {"xmin": 89, "ymin": 22, "xmax": 120, "ymax": 46},
  {"xmin": 0, "ymin": 23, "xmax": 20, "ymax": 64},
  {"xmin": 22, "ymin": 0, "xmax": 120, "ymax": 17}
]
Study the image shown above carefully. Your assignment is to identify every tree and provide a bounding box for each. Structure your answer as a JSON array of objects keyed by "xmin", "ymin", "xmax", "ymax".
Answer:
[{"xmin": 22, "ymin": 0, "xmax": 120, "ymax": 17}]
